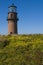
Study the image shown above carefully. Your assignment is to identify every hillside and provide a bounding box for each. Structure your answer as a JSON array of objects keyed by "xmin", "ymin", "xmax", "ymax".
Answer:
[{"xmin": 0, "ymin": 34, "xmax": 43, "ymax": 65}]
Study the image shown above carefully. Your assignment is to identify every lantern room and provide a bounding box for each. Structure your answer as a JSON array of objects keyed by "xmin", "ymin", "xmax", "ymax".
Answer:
[{"xmin": 8, "ymin": 3, "xmax": 17, "ymax": 12}]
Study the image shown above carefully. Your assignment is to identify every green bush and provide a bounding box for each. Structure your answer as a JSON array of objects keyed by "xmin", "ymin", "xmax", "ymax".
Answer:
[{"xmin": 0, "ymin": 34, "xmax": 43, "ymax": 65}]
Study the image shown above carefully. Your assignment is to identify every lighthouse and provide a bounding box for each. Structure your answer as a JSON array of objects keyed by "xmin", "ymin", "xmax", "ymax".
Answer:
[{"xmin": 7, "ymin": 3, "xmax": 18, "ymax": 34}]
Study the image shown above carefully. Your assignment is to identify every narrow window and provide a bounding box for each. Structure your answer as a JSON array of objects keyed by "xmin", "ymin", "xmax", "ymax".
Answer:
[
  {"xmin": 10, "ymin": 32, "xmax": 12, "ymax": 34},
  {"xmin": 11, "ymin": 14, "xmax": 12, "ymax": 18}
]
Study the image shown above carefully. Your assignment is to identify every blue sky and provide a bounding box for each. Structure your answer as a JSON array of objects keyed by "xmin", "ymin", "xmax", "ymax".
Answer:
[{"xmin": 0, "ymin": 0, "xmax": 43, "ymax": 34}]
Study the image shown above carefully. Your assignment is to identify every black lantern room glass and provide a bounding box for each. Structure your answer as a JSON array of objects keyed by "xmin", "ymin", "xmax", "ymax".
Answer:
[{"xmin": 9, "ymin": 3, "xmax": 17, "ymax": 12}]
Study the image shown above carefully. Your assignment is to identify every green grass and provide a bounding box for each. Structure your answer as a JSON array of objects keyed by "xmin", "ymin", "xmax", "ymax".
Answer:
[{"xmin": 0, "ymin": 34, "xmax": 43, "ymax": 65}]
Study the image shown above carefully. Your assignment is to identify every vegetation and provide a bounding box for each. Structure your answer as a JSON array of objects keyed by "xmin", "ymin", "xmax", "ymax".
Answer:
[{"xmin": 0, "ymin": 34, "xmax": 43, "ymax": 65}]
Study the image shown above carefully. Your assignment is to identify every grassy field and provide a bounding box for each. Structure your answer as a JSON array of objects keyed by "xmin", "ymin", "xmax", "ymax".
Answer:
[{"xmin": 0, "ymin": 34, "xmax": 43, "ymax": 65}]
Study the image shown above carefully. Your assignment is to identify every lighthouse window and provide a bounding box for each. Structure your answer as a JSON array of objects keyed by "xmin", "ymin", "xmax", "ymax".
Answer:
[
  {"xmin": 11, "ymin": 14, "xmax": 12, "ymax": 18},
  {"xmin": 10, "ymin": 32, "xmax": 12, "ymax": 34}
]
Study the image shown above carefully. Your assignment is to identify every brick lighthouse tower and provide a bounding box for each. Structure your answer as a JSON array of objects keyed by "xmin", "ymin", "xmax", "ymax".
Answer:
[{"xmin": 7, "ymin": 3, "xmax": 18, "ymax": 34}]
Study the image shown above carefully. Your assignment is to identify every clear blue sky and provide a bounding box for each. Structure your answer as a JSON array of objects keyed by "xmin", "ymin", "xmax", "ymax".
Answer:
[{"xmin": 0, "ymin": 0, "xmax": 43, "ymax": 34}]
